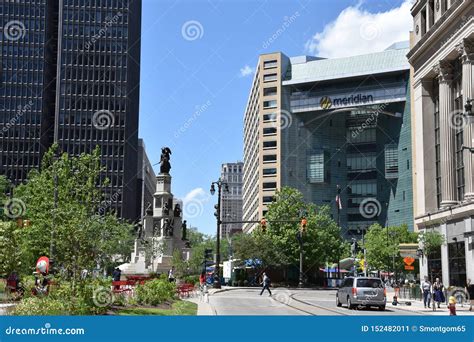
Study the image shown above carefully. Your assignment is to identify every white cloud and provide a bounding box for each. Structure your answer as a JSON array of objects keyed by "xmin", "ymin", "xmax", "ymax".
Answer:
[
  {"xmin": 182, "ymin": 187, "xmax": 211, "ymax": 219},
  {"xmin": 239, "ymin": 65, "xmax": 255, "ymax": 78},
  {"xmin": 183, "ymin": 187, "xmax": 209, "ymax": 203},
  {"xmin": 305, "ymin": 1, "xmax": 412, "ymax": 58}
]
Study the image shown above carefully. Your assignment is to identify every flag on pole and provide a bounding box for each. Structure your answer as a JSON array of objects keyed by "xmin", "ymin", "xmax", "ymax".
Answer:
[{"xmin": 335, "ymin": 194, "xmax": 342, "ymax": 210}]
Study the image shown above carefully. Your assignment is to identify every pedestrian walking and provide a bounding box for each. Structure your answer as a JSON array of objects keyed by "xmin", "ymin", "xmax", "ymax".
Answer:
[
  {"xmin": 168, "ymin": 267, "xmax": 175, "ymax": 283},
  {"xmin": 199, "ymin": 271, "xmax": 208, "ymax": 303},
  {"xmin": 420, "ymin": 276, "xmax": 432, "ymax": 309},
  {"xmin": 112, "ymin": 267, "xmax": 121, "ymax": 281},
  {"xmin": 260, "ymin": 272, "xmax": 272, "ymax": 296},
  {"xmin": 112, "ymin": 267, "xmax": 121, "ymax": 290},
  {"xmin": 432, "ymin": 278, "xmax": 445, "ymax": 310},
  {"xmin": 466, "ymin": 278, "xmax": 474, "ymax": 312}
]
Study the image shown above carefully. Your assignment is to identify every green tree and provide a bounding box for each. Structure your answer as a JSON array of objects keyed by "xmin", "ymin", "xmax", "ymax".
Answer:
[
  {"xmin": 363, "ymin": 223, "xmax": 418, "ymax": 273},
  {"xmin": 419, "ymin": 230, "xmax": 445, "ymax": 256},
  {"xmin": 265, "ymin": 187, "xmax": 344, "ymax": 270},
  {"xmin": 0, "ymin": 221, "xmax": 23, "ymax": 276},
  {"xmin": 232, "ymin": 187, "xmax": 345, "ymax": 276},
  {"xmin": 5, "ymin": 145, "xmax": 134, "ymax": 282},
  {"xmin": 0, "ymin": 175, "xmax": 9, "ymax": 219}
]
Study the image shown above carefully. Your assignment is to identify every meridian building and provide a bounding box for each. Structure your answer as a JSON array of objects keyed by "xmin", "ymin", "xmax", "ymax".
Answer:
[
  {"xmin": 243, "ymin": 43, "xmax": 414, "ymax": 239},
  {"xmin": 0, "ymin": 0, "xmax": 142, "ymax": 221},
  {"xmin": 409, "ymin": 0, "xmax": 473, "ymax": 286}
]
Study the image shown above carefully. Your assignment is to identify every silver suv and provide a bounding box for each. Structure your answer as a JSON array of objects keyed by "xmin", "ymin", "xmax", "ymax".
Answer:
[{"xmin": 336, "ymin": 277, "xmax": 386, "ymax": 311}]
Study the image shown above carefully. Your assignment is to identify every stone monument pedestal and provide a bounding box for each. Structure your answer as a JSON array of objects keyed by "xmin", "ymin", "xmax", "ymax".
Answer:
[{"xmin": 119, "ymin": 172, "xmax": 189, "ymax": 275}]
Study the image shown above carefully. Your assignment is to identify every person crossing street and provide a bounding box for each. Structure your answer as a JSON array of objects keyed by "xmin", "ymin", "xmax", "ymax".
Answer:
[{"xmin": 260, "ymin": 272, "xmax": 272, "ymax": 296}]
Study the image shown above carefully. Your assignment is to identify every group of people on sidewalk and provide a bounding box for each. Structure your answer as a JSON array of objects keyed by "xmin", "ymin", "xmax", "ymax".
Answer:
[{"xmin": 420, "ymin": 276, "xmax": 474, "ymax": 315}]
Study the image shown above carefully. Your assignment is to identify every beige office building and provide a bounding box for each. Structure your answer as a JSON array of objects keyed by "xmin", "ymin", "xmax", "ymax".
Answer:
[
  {"xmin": 243, "ymin": 53, "xmax": 285, "ymax": 233},
  {"xmin": 409, "ymin": 0, "xmax": 473, "ymax": 286}
]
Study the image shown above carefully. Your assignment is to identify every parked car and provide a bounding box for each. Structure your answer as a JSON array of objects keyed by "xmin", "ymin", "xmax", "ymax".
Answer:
[{"xmin": 336, "ymin": 276, "xmax": 386, "ymax": 311}]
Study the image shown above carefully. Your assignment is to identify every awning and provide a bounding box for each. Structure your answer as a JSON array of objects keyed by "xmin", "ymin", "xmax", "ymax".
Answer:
[{"xmin": 319, "ymin": 267, "xmax": 349, "ymax": 273}]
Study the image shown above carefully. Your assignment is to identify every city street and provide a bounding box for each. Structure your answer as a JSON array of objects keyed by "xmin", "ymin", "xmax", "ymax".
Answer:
[{"xmin": 202, "ymin": 288, "xmax": 473, "ymax": 316}]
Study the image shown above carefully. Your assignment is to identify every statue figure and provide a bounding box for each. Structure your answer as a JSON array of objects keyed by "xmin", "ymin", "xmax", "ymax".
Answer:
[
  {"xmin": 145, "ymin": 202, "xmax": 153, "ymax": 216},
  {"xmin": 163, "ymin": 201, "xmax": 170, "ymax": 216},
  {"xmin": 159, "ymin": 147, "xmax": 172, "ymax": 174},
  {"xmin": 136, "ymin": 223, "xmax": 144, "ymax": 239},
  {"xmin": 181, "ymin": 220, "xmax": 187, "ymax": 241},
  {"xmin": 153, "ymin": 219, "xmax": 161, "ymax": 237},
  {"xmin": 174, "ymin": 203, "xmax": 182, "ymax": 218},
  {"xmin": 162, "ymin": 218, "xmax": 173, "ymax": 236}
]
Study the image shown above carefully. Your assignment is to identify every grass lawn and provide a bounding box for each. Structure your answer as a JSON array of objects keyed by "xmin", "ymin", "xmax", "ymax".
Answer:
[{"xmin": 115, "ymin": 300, "xmax": 197, "ymax": 316}]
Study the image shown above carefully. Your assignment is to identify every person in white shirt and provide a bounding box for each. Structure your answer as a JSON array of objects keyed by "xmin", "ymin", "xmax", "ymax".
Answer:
[{"xmin": 420, "ymin": 276, "xmax": 432, "ymax": 309}]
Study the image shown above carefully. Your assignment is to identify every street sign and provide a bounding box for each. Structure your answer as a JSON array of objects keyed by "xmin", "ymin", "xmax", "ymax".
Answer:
[
  {"xmin": 403, "ymin": 256, "xmax": 415, "ymax": 266},
  {"xmin": 404, "ymin": 265, "xmax": 414, "ymax": 271}
]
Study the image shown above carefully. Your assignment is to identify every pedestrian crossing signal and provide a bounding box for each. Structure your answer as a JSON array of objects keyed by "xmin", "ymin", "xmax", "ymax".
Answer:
[
  {"xmin": 260, "ymin": 218, "xmax": 267, "ymax": 232},
  {"xmin": 300, "ymin": 218, "xmax": 307, "ymax": 233}
]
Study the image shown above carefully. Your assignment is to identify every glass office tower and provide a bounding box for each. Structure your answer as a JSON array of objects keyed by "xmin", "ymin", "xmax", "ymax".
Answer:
[{"xmin": 0, "ymin": 0, "xmax": 142, "ymax": 221}]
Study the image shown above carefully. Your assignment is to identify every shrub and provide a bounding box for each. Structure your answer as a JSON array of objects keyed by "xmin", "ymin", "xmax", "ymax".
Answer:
[
  {"xmin": 14, "ymin": 297, "xmax": 69, "ymax": 316},
  {"xmin": 243, "ymin": 280, "xmax": 248, "ymax": 287},
  {"xmin": 183, "ymin": 275, "xmax": 199, "ymax": 285},
  {"xmin": 135, "ymin": 279, "xmax": 176, "ymax": 306},
  {"xmin": 14, "ymin": 277, "xmax": 113, "ymax": 315},
  {"xmin": 232, "ymin": 281, "xmax": 238, "ymax": 287}
]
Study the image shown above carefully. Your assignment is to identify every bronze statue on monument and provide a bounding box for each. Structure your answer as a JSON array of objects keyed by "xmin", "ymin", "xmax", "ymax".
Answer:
[{"xmin": 160, "ymin": 147, "xmax": 172, "ymax": 174}]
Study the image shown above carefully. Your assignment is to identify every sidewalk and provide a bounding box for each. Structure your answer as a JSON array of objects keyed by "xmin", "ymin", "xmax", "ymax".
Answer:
[
  {"xmin": 387, "ymin": 290, "xmax": 473, "ymax": 316},
  {"xmin": 185, "ymin": 286, "xmax": 232, "ymax": 316}
]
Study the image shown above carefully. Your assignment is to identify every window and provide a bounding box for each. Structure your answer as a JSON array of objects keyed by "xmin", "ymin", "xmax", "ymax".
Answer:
[
  {"xmin": 262, "ymin": 196, "xmax": 274, "ymax": 204},
  {"xmin": 263, "ymin": 168, "xmax": 277, "ymax": 176},
  {"xmin": 385, "ymin": 144, "xmax": 398, "ymax": 179},
  {"xmin": 428, "ymin": 245, "xmax": 442, "ymax": 283},
  {"xmin": 263, "ymin": 141, "xmax": 277, "ymax": 149},
  {"xmin": 454, "ymin": 63, "xmax": 464, "ymax": 201},
  {"xmin": 347, "ymin": 154, "xmax": 376, "ymax": 171},
  {"xmin": 263, "ymin": 73, "xmax": 277, "ymax": 82},
  {"xmin": 263, "ymin": 154, "xmax": 277, "ymax": 162},
  {"xmin": 263, "ymin": 182, "xmax": 277, "ymax": 189},
  {"xmin": 448, "ymin": 241, "xmax": 466, "ymax": 286},
  {"xmin": 434, "ymin": 81, "xmax": 441, "ymax": 208},
  {"xmin": 263, "ymin": 100, "xmax": 277, "ymax": 108},
  {"xmin": 263, "ymin": 113, "xmax": 277, "ymax": 122},
  {"xmin": 307, "ymin": 150, "xmax": 328, "ymax": 183},
  {"xmin": 264, "ymin": 87, "xmax": 277, "ymax": 96},
  {"xmin": 263, "ymin": 127, "xmax": 277, "ymax": 135},
  {"xmin": 263, "ymin": 60, "xmax": 277, "ymax": 69},
  {"xmin": 356, "ymin": 278, "xmax": 382, "ymax": 288}
]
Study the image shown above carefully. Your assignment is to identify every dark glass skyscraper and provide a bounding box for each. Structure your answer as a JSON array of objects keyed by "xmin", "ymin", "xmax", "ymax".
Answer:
[{"xmin": 0, "ymin": 0, "xmax": 142, "ymax": 221}]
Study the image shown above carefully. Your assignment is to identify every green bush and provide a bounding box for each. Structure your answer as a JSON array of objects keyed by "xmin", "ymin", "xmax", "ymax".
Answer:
[
  {"xmin": 232, "ymin": 281, "xmax": 238, "ymax": 287},
  {"xmin": 14, "ymin": 297, "xmax": 69, "ymax": 316},
  {"xmin": 135, "ymin": 279, "xmax": 176, "ymax": 306},
  {"xmin": 183, "ymin": 275, "xmax": 199, "ymax": 285},
  {"xmin": 14, "ymin": 277, "xmax": 113, "ymax": 315}
]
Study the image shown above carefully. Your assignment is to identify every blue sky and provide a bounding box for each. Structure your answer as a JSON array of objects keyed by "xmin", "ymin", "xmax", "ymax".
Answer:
[{"xmin": 138, "ymin": 0, "xmax": 412, "ymax": 235}]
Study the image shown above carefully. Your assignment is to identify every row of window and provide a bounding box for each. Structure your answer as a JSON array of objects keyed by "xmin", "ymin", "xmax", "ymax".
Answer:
[{"xmin": 263, "ymin": 99, "xmax": 277, "ymax": 109}]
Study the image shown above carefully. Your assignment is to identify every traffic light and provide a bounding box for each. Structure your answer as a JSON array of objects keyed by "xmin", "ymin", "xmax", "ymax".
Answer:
[
  {"xmin": 204, "ymin": 248, "xmax": 213, "ymax": 261},
  {"xmin": 214, "ymin": 204, "xmax": 219, "ymax": 218},
  {"xmin": 300, "ymin": 218, "xmax": 307, "ymax": 233},
  {"xmin": 260, "ymin": 218, "xmax": 267, "ymax": 232}
]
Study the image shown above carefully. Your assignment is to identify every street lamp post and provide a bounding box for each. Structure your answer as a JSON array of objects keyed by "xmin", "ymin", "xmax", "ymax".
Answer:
[{"xmin": 210, "ymin": 179, "xmax": 229, "ymax": 289}]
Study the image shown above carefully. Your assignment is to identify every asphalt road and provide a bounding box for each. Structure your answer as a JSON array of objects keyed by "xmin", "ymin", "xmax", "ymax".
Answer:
[{"xmin": 209, "ymin": 288, "xmax": 425, "ymax": 316}]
